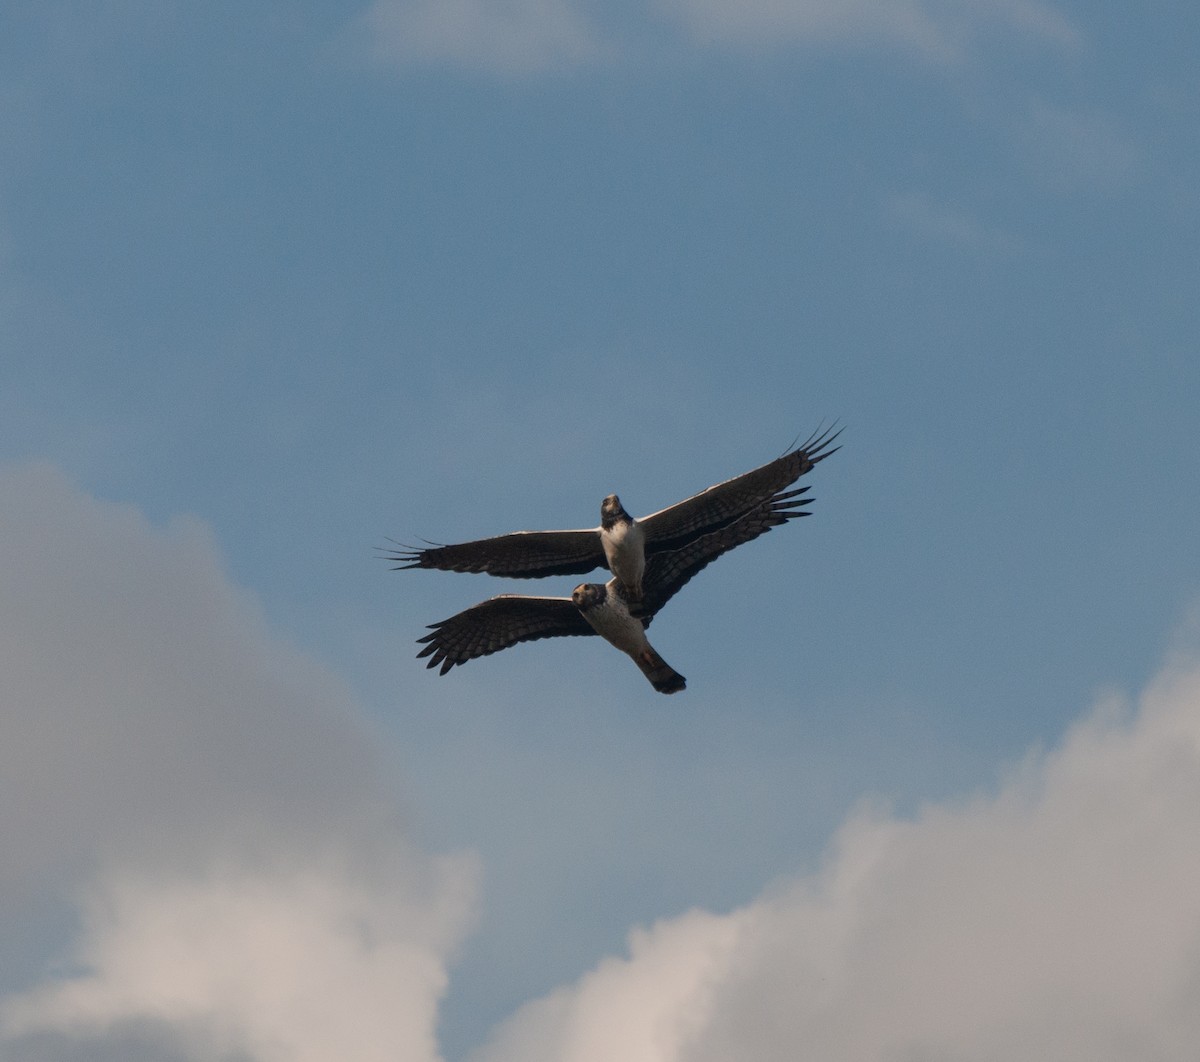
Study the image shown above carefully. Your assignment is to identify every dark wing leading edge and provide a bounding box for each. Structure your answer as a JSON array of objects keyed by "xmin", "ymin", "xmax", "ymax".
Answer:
[
  {"xmin": 417, "ymin": 594, "xmax": 594, "ymax": 674},
  {"xmin": 635, "ymin": 486, "xmax": 815, "ymax": 621},
  {"xmin": 637, "ymin": 425, "xmax": 841, "ymax": 552},
  {"xmin": 388, "ymin": 527, "xmax": 605, "ymax": 578}
]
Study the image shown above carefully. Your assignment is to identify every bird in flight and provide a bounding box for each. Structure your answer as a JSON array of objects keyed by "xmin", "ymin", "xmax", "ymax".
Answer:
[
  {"xmin": 413, "ymin": 484, "xmax": 821, "ymax": 692},
  {"xmin": 389, "ymin": 425, "xmax": 840, "ymax": 602},
  {"xmin": 395, "ymin": 428, "xmax": 839, "ymax": 690}
]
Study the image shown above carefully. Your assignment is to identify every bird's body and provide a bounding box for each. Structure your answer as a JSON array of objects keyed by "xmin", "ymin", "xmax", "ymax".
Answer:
[
  {"xmin": 572, "ymin": 580, "xmax": 684, "ymax": 693},
  {"xmin": 599, "ymin": 495, "xmax": 646, "ymax": 600}
]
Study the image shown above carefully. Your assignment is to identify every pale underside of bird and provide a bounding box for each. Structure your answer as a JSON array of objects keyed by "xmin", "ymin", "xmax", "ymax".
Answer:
[
  {"xmin": 571, "ymin": 581, "xmax": 686, "ymax": 694},
  {"xmin": 414, "ymin": 487, "xmax": 815, "ymax": 692},
  {"xmin": 389, "ymin": 425, "xmax": 840, "ymax": 601}
]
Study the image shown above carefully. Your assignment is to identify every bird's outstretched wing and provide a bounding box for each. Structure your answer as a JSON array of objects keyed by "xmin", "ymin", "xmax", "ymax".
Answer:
[
  {"xmin": 392, "ymin": 425, "xmax": 839, "ymax": 579},
  {"xmin": 417, "ymin": 594, "xmax": 593, "ymax": 674},
  {"xmin": 638, "ymin": 425, "xmax": 840, "ymax": 551},
  {"xmin": 389, "ymin": 528, "xmax": 605, "ymax": 578},
  {"xmin": 636, "ymin": 486, "xmax": 815, "ymax": 620}
]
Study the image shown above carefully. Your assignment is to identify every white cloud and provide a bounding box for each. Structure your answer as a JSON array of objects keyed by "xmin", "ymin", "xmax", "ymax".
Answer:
[
  {"xmin": 4, "ymin": 862, "xmax": 466, "ymax": 1062},
  {"xmin": 472, "ymin": 656, "xmax": 1200, "ymax": 1061},
  {"xmin": 0, "ymin": 462, "xmax": 475, "ymax": 1061},
  {"xmin": 469, "ymin": 909, "xmax": 745, "ymax": 1062}
]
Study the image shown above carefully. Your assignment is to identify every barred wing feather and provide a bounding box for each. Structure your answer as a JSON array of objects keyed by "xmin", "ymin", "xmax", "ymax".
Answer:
[{"xmin": 417, "ymin": 594, "xmax": 593, "ymax": 674}]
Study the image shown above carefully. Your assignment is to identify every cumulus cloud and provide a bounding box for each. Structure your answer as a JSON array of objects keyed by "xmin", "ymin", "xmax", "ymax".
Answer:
[
  {"xmin": 472, "ymin": 657, "xmax": 1200, "ymax": 1061},
  {"xmin": 4, "ymin": 863, "xmax": 465, "ymax": 1062},
  {"xmin": 0, "ymin": 463, "xmax": 475, "ymax": 1061}
]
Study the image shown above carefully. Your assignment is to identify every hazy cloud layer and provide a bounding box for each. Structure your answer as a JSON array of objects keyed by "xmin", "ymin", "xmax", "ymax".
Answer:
[
  {"xmin": 885, "ymin": 190, "xmax": 1026, "ymax": 251},
  {"xmin": 474, "ymin": 659, "xmax": 1200, "ymax": 1061},
  {"xmin": 352, "ymin": 0, "xmax": 609, "ymax": 75},
  {"xmin": 655, "ymin": 0, "xmax": 1077, "ymax": 56},
  {"xmin": 0, "ymin": 463, "xmax": 475, "ymax": 1061},
  {"xmin": 350, "ymin": 0, "xmax": 1078, "ymax": 73},
  {"xmin": 1015, "ymin": 100, "xmax": 1144, "ymax": 194}
]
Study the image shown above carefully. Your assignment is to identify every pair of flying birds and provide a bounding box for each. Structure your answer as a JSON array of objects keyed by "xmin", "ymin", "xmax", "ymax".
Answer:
[{"xmin": 392, "ymin": 426, "xmax": 840, "ymax": 693}]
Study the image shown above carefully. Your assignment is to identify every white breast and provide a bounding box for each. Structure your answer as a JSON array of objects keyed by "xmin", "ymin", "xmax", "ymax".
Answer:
[
  {"xmin": 602, "ymin": 519, "xmax": 646, "ymax": 593},
  {"xmin": 582, "ymin": 584, "xmax": 649, "ymax": 657}
]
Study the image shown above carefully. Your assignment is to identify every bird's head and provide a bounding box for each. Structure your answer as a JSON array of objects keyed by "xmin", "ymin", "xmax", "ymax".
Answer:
[
  {"xmin": 572, "ymin": 583, "xmax": 605, "ymax": 610},
  {"xmin": 600, "ymin": 494, "xmax": 629, "ymax": 528}
]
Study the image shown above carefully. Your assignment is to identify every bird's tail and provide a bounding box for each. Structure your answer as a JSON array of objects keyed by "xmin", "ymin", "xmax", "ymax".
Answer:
[{"xmin": 635, "ymin": 646, "xmax": 686, "ymax": 694}]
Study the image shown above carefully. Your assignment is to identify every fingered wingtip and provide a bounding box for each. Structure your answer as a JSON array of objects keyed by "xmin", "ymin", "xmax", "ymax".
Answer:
[
  {"xmin": 779, "ymin": 422, "xmax": 842, "ymax": 467},
  {"xmin": 416, "ymin": 645, "xmax": 453, "ymax": 673},
  {"xmin": 377, "ymin": 537, "xmax": 422, "ymax": 569},
  {"xmin": 772, "ymin": 485, "xmax": 812, "ymax": 502},
  {"xmin": 800, "ymin": 422, "xmax": 843, "ymax": 463},
  {"xmin": 379, "ymin": 535, "xmax": 453, "ymax": 571}
]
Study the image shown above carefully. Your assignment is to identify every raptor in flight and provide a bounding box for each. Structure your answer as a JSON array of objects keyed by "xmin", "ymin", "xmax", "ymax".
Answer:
[
  {"xmin": 390, "ymin": 426, "xmax": 840, "ymax": 601},
  {"xmin": 414, "ymin": 485, "xmax": 818, "ymax": 692}
]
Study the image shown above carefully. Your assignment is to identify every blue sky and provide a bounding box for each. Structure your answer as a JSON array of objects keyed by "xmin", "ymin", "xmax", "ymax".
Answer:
[{"xmin": 2, "ymin": 2, "xmax": 1199, "ymax": 1060}]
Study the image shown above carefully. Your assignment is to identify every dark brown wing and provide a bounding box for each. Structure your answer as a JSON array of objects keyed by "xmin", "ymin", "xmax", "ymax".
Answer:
[
  {"xmin": 389, "ymin": 527, "xmax": 605, "ymax": 578},
  {"xmin": 637, "ymin": 425, "xmax": 840, "ymax": 552},
  {"xmin": 635, "ymin": 486, "xmax": 814, "ymax": 621},
  {"xmin": 417, "ymin": 594, "xmax": 594, "ymax": 674}
]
